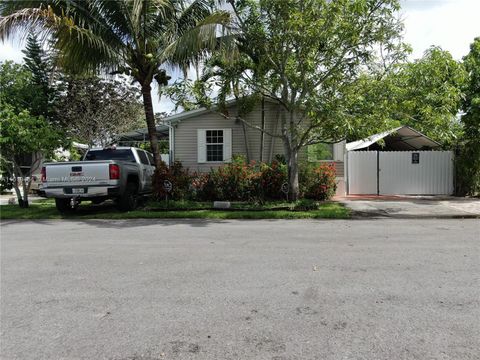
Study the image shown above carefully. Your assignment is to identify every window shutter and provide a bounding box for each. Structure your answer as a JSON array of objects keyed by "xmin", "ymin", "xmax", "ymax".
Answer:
[
  {"xmin": 197, "ymin": 129, "xmax": 206, "ymax": 163},
  {"xmin": 223, "ymin": 128, "xmax": 232, "ymax": 162}
]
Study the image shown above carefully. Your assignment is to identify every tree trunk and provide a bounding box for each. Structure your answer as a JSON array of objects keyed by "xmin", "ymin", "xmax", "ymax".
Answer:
[
  {"xmin": 12, "ymin": 181, "xmax": 25, "ymax": 208},
  {"xmin": 287, "ymin": 147, "xmax": 300, "ymax": 201},
  {"xmin": 11, "ymin": 162, "xmax": 28, "ymax": 208},
  {"xmin": 21, "ymin": 177, "xmax": 29, "ymax": 208},
  {"xmin": 141, "ymin": 83, "xmax": 162, "ymax": 168}
]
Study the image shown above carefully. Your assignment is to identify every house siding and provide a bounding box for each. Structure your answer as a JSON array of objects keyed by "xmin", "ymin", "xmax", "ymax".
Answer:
[
  {"xmin": 173, "ymin": 102, "xmax": 344, "ymax": 178},
  {"xmin": 173, "ymin": 107, "xmax": 245, "ymax": 173},
  {"xmin": 174, "ymin": 102, "xmax": 286, "ymax": 173}
]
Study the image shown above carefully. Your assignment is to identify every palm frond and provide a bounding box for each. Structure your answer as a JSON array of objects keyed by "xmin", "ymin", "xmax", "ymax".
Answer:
[
  {"xmin": 1, "ymin": 0, "xmax": 236, "ymax": 81},
  {"xmin": 54, "ymin": 22, "xmax": 123, "ymax": 74},
  {"xmin": 87, "ymin": 0, "xmax": 133, "ymax": 40},
  {"xmin": 162, "ymin": 10, "xmax": 231, "ymax": 66},
  {"xmin": 175, "ymin": 0, "xmax": 212, "ymax": 32},
  {"xmin": 0, "ymin": 6, "xmax": 59, "ymax": 42}
]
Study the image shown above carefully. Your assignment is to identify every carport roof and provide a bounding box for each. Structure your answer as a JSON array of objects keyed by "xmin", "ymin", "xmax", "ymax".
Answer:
[
  {"xmin": 115, "ymin": 124, "xmax": 170, "ymax": 142},
  {"xmin": 346, "ymin": 126, "xmax": 441, "ymax": 151}
]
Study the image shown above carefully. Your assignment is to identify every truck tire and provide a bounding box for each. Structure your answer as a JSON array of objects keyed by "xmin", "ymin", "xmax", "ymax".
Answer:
[
  {"xmin": 55, "ymin": 198, "xmax": 75, "ymax": 213},
  {"xmin": 118, "ymin": 182, "xmax": 138, "ymax": 211}
]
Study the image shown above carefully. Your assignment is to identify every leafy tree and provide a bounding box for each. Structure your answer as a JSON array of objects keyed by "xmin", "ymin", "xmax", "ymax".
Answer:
[
  {"xmin": 0, "ymin": 60, "xmax": 67, "ymax": 206},
  {"xmin": 0, "ymin": 104, "xmax": 63, "ymax": 207},
  {"xmin": 0, "ymin": 61, "xmax": 35, "ymax": 112},
  {"xmin": 397, "ymin": 48, "xmax": 466, "ymax": 144},
  {"xmin": 0, "ymin": 0, "xmax": 231, "ymax": 168},
  {"xmin": 22, "ymin": 32, "xmax": 56, "ymax": 119},
  {"xmin": 457, "ymin": 38, "xmax": 480, "ymax": 195},
  {"xmin": 55, "ymin": 76, "xmax": 145, "ymax": 146},
  {"xmin": 162, "ymin": 79, "xmax": 213, "ymax": 112},
  {"xmin": 342, "ymin": 47, "xmax": 466, "ymax": 145},
  {"xmin": 200, "ymin": 0, "xmax": 406, "ymax": 199}
]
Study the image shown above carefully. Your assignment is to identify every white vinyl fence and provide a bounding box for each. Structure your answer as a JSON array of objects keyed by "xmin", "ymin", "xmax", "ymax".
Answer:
[
  {"xmin": 347, "ymin": 151, "xmax": 378, "ymax": 195},
  {"xmin": 347, "ymin": 151, "xmax": 454, "ymax": 195}
]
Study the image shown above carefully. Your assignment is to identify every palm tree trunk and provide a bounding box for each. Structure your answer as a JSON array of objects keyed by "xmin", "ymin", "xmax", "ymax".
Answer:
[{"xmin": 141, "ymin": 83, "xmax": 162, "ymax": 168}]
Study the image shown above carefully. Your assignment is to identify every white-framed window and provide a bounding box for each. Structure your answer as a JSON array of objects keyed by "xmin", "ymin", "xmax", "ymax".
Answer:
[
  {"xmin": 197, "ymin": 129, "xmax": 232, "ymax": 163},
  {"xmin": 206, "ymin": 130, "xmax": 224, "ymax": 162}
]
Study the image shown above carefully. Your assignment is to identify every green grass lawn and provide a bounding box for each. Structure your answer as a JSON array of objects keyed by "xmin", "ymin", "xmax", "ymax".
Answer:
[{"xmin": 0, "ymin": 198, "xmax": 350, "ymax": 220}]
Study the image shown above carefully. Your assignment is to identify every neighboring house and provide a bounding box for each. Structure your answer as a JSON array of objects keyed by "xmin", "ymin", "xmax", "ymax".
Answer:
[{"xmin": 117, "ymin": 99, "xmax": 346, "ymax": 194}]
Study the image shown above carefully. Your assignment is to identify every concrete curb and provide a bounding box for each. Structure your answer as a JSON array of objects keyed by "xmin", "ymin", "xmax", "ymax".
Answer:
[{"xmin": 350, "ymin": 210, "xmax": 480, "ymax": 220}]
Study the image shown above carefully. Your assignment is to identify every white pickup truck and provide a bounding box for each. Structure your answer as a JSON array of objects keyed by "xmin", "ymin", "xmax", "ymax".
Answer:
[{"xmin": 41, "ymin": 147, "xmax": 155, "ymax": 213}]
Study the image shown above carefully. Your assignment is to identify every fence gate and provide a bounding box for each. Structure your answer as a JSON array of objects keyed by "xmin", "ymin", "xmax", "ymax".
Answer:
[
  {"xmin": 347, "ymin": 151, "xmax": 454, "ymax": 195},
  {"xmin": 347, "ymin": 151, "xmax": 378, "ymax": 195}
]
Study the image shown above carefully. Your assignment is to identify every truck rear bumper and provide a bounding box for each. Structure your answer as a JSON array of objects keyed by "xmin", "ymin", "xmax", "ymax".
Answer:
[{"xmin": 43, "ymin": 186, "xmax": 120, "ymax": 199}]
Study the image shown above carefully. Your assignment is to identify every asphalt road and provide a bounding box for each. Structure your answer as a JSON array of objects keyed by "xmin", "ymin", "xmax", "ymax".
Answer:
[{"xmin": 1, "ymin": 219, "xmax": 479, "ymax": 360}]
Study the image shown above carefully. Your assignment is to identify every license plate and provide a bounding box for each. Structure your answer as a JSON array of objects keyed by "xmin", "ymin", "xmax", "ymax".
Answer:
[{"xmin": 72, "ymin": 188, "xmax": 85, "ymax": 194}]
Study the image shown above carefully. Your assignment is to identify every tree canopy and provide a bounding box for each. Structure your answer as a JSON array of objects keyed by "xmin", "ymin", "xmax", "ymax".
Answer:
[
  {"xmin": 197, "ymin": 0, "xmax": 406, "ymax": 199},
  {"xmin": 0, "ymin": 0, "xmax": 232, "ymax": 167},
  {"xmin": 55, "ymin": 76, "xmax": 144, "ymax": 147},
  {"xmin": 0, "ymin": 38, "xmax": 63, "ymax": 207},
  {"xmin": 0, "ymin": 103, "xmax": 63, "ymax": 207},
  {"xmin": 457, "ymin": 37, "xmax": 480, "ymax": 195},
  {"xmin": 0, "ymin": 61, "xmax": 38, "ymax": 113},
  {"xmin": 21, "ymin": 32, "xmax": 57, "ymax": 120},
  {"xmin": 344, "ymin": 47, "xmax": 467, "ymax": 145}
]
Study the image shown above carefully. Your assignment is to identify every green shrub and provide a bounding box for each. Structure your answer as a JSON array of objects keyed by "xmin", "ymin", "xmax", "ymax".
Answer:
[
  {"xmin": 153, "ymin": 158, "xmax": 335, "ymax": 202},
  {"xmin": 192, "ymin": 156, "xmax": 259, "ymax": 201},
  {"xmin": 259, "ymin": 160, "xmax": 288, "ymax": 200},
  {"xmin": 192, "ymin": 156, "xmax": 287, "ymax": 202},
  {"xmin": 299, "ymin": 162, "xmax": 337, "ymax": 201},
  {"xmin": 456, "ymin": 145, "xmax": 480, "ymax": 196},
  {"xmin": 152, "ymin": 161, "xmax": 193, "ymax": 200}
]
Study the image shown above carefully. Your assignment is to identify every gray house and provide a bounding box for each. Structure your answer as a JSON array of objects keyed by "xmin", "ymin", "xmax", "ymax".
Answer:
[{"xmin": 117, "ymin": 100, "xmax": 346, "ymax": 193}]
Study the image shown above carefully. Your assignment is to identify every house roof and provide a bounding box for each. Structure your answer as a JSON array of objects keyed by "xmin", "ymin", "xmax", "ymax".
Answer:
[
  {"xmin": 115, "ymin": 97, "xmax": 279, "ymax": 142},
  {"xmin": 162, "ymin": 97, "xmax": 279, "ymax": 124},
  {"xmin": 346, "ymin": 126, "xmax": 441, "ymax": 151}
]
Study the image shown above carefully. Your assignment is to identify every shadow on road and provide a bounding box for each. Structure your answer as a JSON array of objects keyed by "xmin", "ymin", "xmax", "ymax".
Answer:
[{"xmin": 0, "ymin": 216, "xmax": 239, "ymax": 229}]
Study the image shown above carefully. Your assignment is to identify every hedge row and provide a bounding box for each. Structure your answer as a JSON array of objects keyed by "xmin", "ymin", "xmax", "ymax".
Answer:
[{"xmin": 152, "ymin": 156, "xmax": 336, "ymax": 202}]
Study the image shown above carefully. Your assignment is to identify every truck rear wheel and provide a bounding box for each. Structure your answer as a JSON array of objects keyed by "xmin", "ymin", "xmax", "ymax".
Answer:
[
  {"xmin": 55, "ymin": 198, "xmax": 75, "ymax": 213},
  {"xmin": 118, "ymin": 182, "xmax": 138, "ymax": 211}
]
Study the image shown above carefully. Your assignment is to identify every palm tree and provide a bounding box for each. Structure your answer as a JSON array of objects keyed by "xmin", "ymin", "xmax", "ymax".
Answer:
[{"xmin": 0, "ymin": 0, "xmax": 231, "ymax": 167}]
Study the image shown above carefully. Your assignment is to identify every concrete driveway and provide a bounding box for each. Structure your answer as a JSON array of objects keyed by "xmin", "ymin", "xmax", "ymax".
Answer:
[
  {"xmin": 340, "ymin": 196, "xmax": 480, "ymax": 218},
  {"xmin": 1, "ymin": 219, "xmax": 479, "ymax": 360}
]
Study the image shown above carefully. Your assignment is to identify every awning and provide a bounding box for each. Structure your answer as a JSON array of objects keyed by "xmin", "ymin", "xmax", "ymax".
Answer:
[
  {"xmin": 115, "ymin": 124, "xmax": 170, "ymax": 142},
  {"xmin": 346, "ymin": 126, "xmax": 441, "ymax": 151}
]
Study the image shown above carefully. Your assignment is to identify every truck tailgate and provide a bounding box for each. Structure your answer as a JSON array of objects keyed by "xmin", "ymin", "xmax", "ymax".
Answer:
[{"xmin": 45, "ymin": 161, "xmax": 111, "ymax": 187}]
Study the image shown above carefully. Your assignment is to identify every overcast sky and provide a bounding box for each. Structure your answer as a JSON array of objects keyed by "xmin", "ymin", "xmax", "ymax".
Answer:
[
  {"xmin": 1, "ymin": 0, "xmax": 479, "ymax": 112},
  {"xmin": 401, "ymin": 0, "xmax": 479, "ymax": 59}
]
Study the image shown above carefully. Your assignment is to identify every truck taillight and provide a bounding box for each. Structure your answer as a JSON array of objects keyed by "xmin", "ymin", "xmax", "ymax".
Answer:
[
  {"xmin": 41, "ymin": 167, "xmax": 46, "ymax": 182},
  {"xmin": 109, "ymin": 164, "xmax": 120, "ymax": 180}
]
